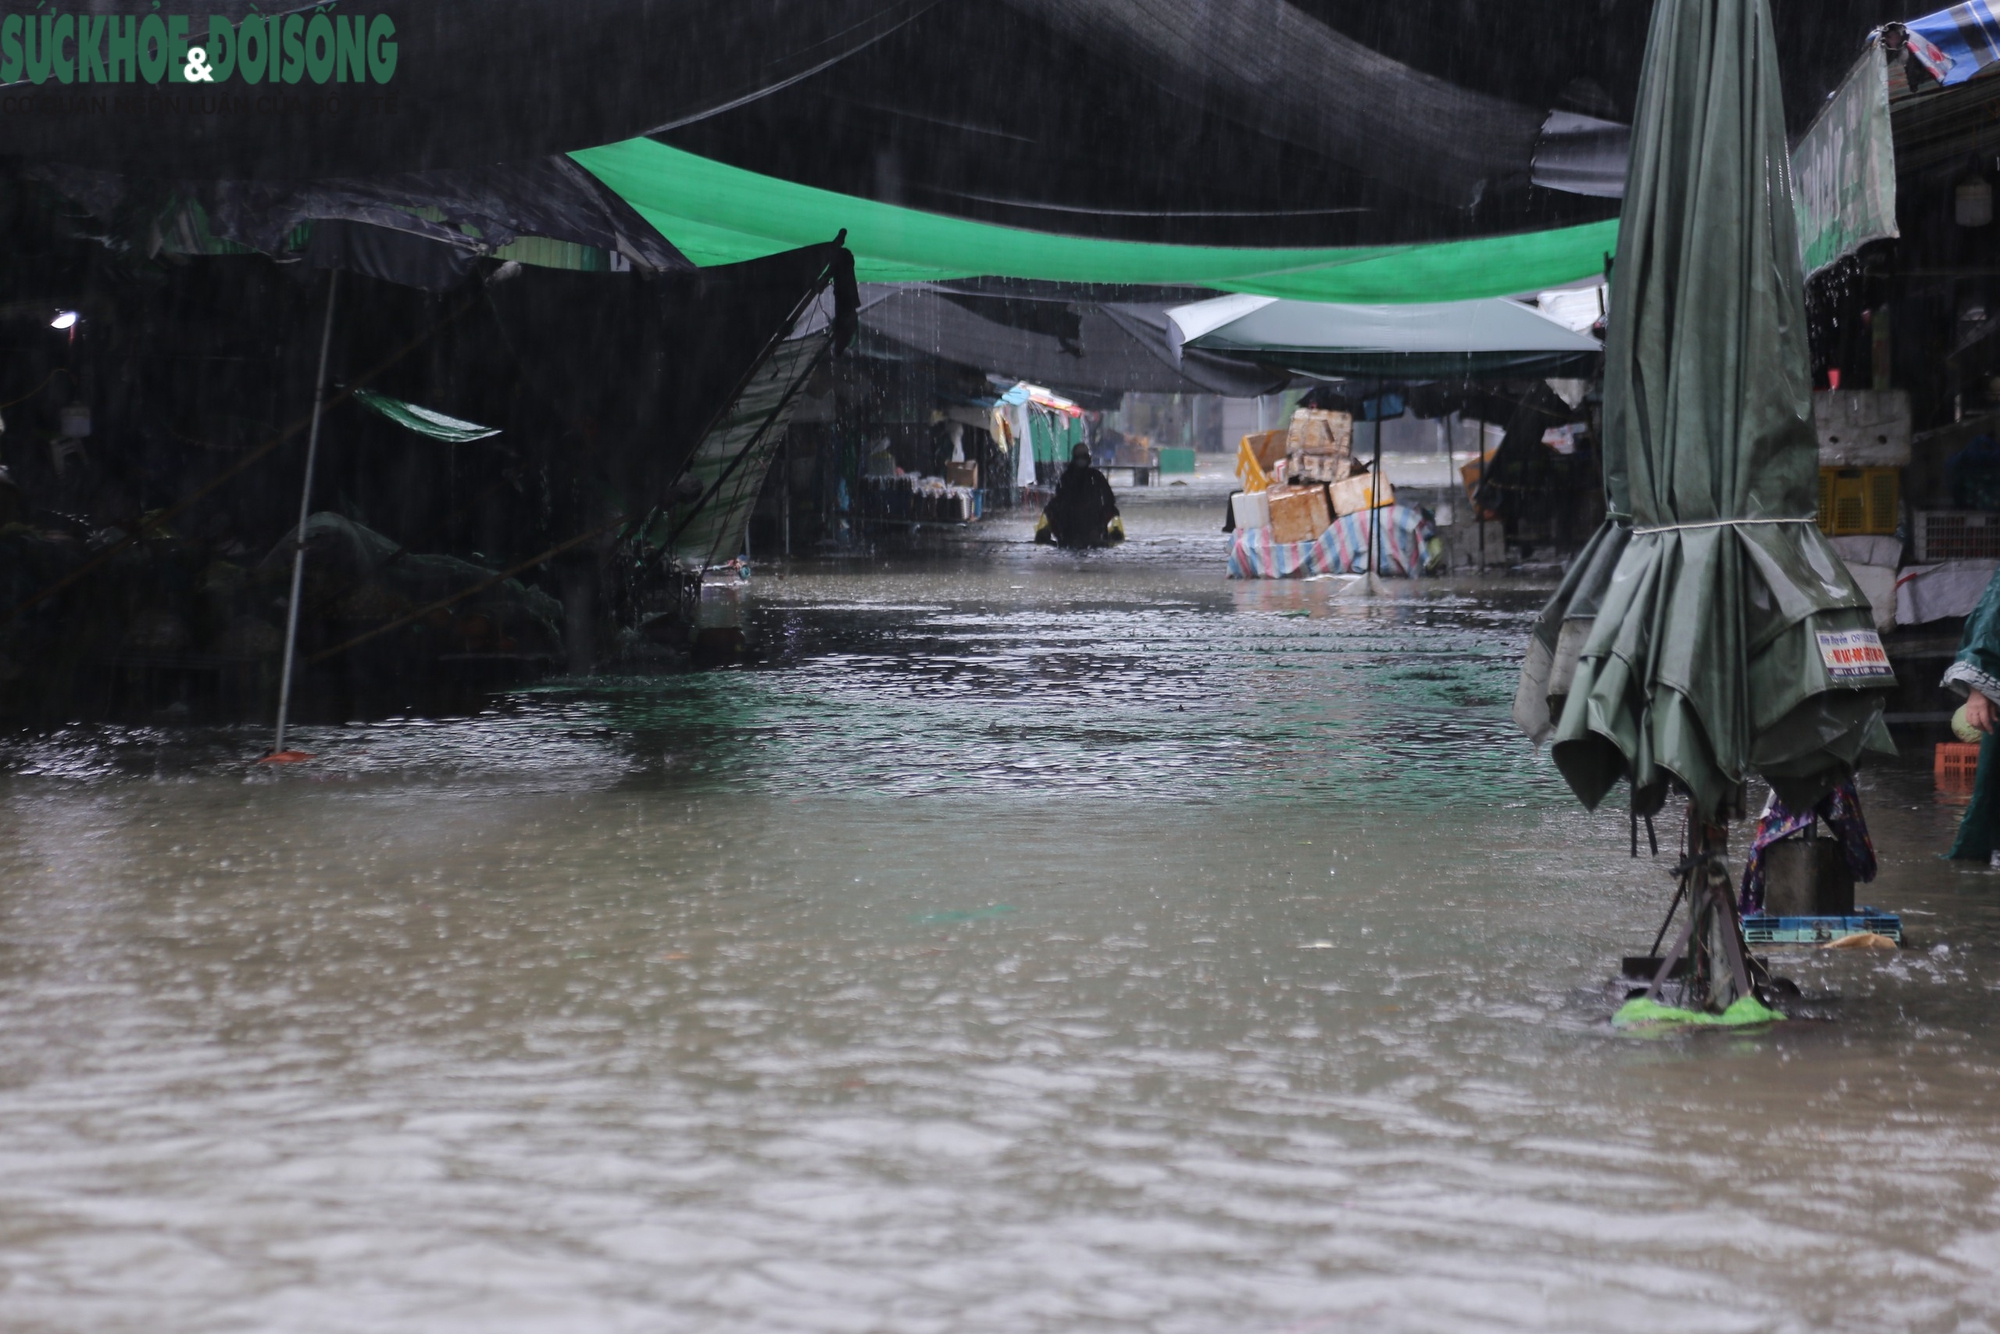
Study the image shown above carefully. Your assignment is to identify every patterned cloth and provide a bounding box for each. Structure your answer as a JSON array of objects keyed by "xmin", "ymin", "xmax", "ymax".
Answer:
[
  {"xmin": 1227, "ymin": 504, "xmax": 1435, "ymax": 579},
  {"xmin": 1738, "ymin": 780, "xmax": 1877, "ymax": 913}
]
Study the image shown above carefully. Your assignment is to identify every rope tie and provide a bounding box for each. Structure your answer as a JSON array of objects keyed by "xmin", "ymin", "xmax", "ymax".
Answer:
[{"xmin": 1630, "ymin": 516, "xmax": 1816, "ymax": 536}]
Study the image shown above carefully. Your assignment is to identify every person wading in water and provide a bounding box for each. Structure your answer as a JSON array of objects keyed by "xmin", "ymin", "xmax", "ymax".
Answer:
[{"xmin": 1036, "ymin": 442, "xmax": 1124, "ymax": 549}]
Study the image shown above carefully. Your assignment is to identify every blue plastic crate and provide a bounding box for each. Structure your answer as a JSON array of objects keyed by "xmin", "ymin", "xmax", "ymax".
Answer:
[{"xmin": 1742, "ymin": 910, "xmax": 1901, "ymax": 946}]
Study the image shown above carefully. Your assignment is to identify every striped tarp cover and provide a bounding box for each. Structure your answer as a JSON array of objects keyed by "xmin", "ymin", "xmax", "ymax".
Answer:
[{"xmin": 1226, "ymin": 504, "xmax": 1433, "ymax": 579}]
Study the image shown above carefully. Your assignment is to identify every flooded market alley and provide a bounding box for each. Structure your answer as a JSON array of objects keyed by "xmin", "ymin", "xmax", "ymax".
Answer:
[{"xmin": 3, "ymin": 487, "xmax": 1999, "ymax": 1334}]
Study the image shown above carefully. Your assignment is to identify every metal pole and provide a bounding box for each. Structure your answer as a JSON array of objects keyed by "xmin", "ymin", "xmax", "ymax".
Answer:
[
  {"xmin": 1444, "ymin": 413, "xmax": 1457, "ymax": 569},
  {"xmin": 1475, "ymin": 416, "xmax": 1487, "ymax": 574},
  {"xmin": 1369, "ymin": 383, "xmax": 1384, "ymax": 585},
  {"xmin": 271, "ymin": 270, "xmax": 339, "ymax": 757}
]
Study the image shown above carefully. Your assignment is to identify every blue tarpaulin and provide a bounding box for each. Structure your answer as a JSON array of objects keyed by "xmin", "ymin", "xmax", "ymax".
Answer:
[{"xmin": 1905, "ymin": 2, "xmax": 2000, "ymax": 86}]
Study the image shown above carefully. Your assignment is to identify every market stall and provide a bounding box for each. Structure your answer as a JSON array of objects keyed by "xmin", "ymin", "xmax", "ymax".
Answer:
[{"xmin": 1169, "ymin": 294, "xmax": 1602, "ymax": 578}]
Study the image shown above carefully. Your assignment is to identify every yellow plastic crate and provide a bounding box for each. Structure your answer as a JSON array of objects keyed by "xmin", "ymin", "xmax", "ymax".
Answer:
[
  {"xmin": 1817, "ymin": 466, "xmax": 1898, "ymax": 536},
  {"xmin": 1235, "ymin": 430, "xmax": 1286, "ymax": 493}
]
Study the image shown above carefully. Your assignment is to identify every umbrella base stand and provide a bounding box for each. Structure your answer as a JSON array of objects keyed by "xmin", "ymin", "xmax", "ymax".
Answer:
[{"xmin": 1616, "ymin": 822, "xmax": 1794, "ymax": 1027}]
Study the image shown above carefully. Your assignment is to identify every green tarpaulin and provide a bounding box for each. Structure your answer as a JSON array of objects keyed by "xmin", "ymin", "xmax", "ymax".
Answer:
[
  {"xmin": 571, "ymin": 139, "xmax": 1616, "ymax": 303},
  {"xmin": 1025, "ymin": 411, "xmax": 1086, "ymax": 465},
  {"xmin": 1514, "ymin": 0, "xmax": 1894, "ymax": 822},
  {"xmin": 353, "ymin": 389, "xmax": 501, "ymax": 443}
]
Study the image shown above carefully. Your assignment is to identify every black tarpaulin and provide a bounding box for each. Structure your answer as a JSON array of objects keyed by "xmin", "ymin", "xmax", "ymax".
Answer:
[
  {"xmin": 3, "ymin": 1, "xmax": 1888, "ymax": 251},
  {"xmin": 25, "ymin": 156, "xmax": 690, "ymax": 291},
  {"xmin": 851, "ymin": 284, "xmax": 1293, "ymax": 398},
  {"xmin": 473, "ymin": 243, "xmax": 852, "ymax": 512},
  {"xmin": 659, "ymin": 0, "xmax": 1891, "ymax": 247},
  {"xmin": 0, "ymin": 1, "xmax": 931, "ymax": 179}
]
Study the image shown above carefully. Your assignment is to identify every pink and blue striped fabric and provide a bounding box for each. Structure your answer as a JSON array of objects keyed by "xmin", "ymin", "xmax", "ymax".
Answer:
[{"xmin": 1227, "ymin": 504, "xmax": 1434, "ymax": 579}]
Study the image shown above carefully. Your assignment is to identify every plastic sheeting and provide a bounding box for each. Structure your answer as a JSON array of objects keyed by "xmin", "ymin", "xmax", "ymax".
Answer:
[
  {"xmin": 660, "ymin": 0, "xmax": 1890, "ymax": 247},
  {"xmin": 2, "ymin": 0, "xmax": 1888, "ymax": 253},
  {"xmin": 1167, "ymin": 294, "xmax": 1602, "ymax": 380},
  {"xmin": 353, "ymin": 391, "xmax": 502, "ymax": 443},
  {"xmin": 663, "ymin": 335, "xmax": 828, "ymax": 570},
  {"xmin": 476, "ymin": 243, "xmax": 853, "ymax": 516},
  {"xmin": 1904, "ymin": 1, "xmax": 2000, "ymax": 86},
  {"xmin": 854, "ymin": 285, "xmax": 1292, "ymax": 398},
  {"xmin": 1897, "ymin": 560, "xmax": 2000, "ymax": 626},
  {"xmin": 27, "ymin": 156, "xmax": 690, "ymax": 291},
  {"xmin": 572, "ymin": 139, "xmax": 1619, "ymax": 302},
  {"xmin": 1226, "ymin": 505, "xmax": 1434, "ymax": 579}
]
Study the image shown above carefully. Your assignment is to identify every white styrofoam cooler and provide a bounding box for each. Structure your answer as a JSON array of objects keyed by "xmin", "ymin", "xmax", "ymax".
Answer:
[
  {"xmin": 1231, "ymin": 490, "xmax": 1271, "ymax": 530},
  {"xmin": 1814, "ymin": 389, "xmax": 1911, "ymax": 467}
]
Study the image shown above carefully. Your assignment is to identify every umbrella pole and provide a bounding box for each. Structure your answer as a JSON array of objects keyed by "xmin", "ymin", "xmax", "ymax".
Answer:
[
  {"xmin": 271, "ymin": 270, "xmax": 339, "ymax": 758},
  {"xmin": 1363, "ymin": 381, "xmax": 1387, "ymax": 596}
]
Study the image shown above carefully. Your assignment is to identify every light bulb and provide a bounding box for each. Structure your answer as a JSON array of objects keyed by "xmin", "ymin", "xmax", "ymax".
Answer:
[{"xmin": 50, "ymin": 310, "xmax": 78, "ymax": 330}]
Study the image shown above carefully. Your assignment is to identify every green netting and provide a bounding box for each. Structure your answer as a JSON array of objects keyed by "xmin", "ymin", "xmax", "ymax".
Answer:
[
  {"xmin": 570, "ymin": 139, "xmax": 1618, "ymax": 302},
  {"xmin": 353, "ymin": 389, "xmax": 501, "ymax": 443},
  {"xmin": 1611, "ymin": 995, "xmax": 1784, "ymax": 1031}
]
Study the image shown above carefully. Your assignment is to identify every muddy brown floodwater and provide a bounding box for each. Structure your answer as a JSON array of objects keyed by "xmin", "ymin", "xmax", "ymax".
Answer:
[{"xmin": 3, "ymin": 489, "xmax": 1998, "ymax": 1333}]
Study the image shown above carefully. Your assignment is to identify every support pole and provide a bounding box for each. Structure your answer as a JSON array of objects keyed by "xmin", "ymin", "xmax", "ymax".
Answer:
[
  {"xmin": 1475, "ymin": 417, "xmax": 1487, "ymax": 574},
  {"xmin": 1369, "ymin": 385, "xmax": 1384, "ymax": 579},
  {"xmin": 1444, "ymin": 413, "xmax": 1458, "ymax": 569},
  {"xmin": 270, "ymin": 271, "xmax": 339, "ymax": 757},
  {"xmin": 1356, "ymin": 382, "xmax": 1386, "ymax": 597}
]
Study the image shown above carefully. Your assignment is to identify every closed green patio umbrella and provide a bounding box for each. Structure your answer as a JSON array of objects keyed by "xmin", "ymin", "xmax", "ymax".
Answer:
[{"xmin": 1514, "ymin": 0, "xmax": 1896, "ymax": 1016}]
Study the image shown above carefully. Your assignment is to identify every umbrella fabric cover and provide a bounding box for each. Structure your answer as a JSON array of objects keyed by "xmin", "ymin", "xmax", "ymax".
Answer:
[{"xmin": 1521, "ymin": 0, "xmax": 1893, "ymax": 821}]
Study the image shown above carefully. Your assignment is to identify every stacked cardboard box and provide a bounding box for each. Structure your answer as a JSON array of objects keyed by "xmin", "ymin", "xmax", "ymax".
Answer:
[
  {"xmin": 1330, "ymin": 469, "xmax": 1393, "ymax": 516},
  {"xmin": 1266, "ymin": 485, "xmax": 1332, "ymax": 544},
  {"xmin": 1285, "ymin": 410, "xmax": 1356, "ymax": 484}
]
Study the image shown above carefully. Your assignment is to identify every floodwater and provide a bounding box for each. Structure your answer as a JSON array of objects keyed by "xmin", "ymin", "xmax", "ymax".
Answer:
[{"xmin": 3, "ymin": 485, "xmax": 1998, "ymax": 1334}]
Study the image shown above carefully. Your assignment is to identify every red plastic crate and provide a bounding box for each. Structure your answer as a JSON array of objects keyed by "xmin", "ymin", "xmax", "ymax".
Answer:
[{"xmin": 1937, "ymin": 742, "xmax": 1983, "ymax": 790}]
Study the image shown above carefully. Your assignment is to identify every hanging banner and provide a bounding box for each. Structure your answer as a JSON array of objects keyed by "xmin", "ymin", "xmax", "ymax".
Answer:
[{"xmin": 1793, "ymin": 43, "xmax": 1899, "ymax": 276}]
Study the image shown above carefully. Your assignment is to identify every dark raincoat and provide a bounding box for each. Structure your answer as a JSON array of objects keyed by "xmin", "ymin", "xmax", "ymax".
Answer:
[{"xmin": 1042, "ymin": 463, "xmax": 1120, "ymax": 548}]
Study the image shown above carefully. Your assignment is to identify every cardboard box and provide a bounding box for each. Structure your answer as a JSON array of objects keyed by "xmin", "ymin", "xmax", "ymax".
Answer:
[
  {"xmin": 1283, "ymin": 414, "xmax": 1354, "ymax": 486},
  {"xmin": 1286, "ymin": 409, "xmax": 1353, "ymax": 461},
  {"xmin": 1330, "ymin": 470, "xmax": 1393, "ymax": 516},
  {"xmin": 1266, "ymin": 485, "xmax": 1331, "ymax": 544},
  {"xmin": 944, "ymin": 461, "xmax": 979, "ymax": 489},
  {"xmin": 1286, "ymin": 449, "xmax": 1356, "ymax": 484}
]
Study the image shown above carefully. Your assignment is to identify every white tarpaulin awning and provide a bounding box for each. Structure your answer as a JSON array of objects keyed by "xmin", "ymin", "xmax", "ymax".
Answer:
[{"xmin": 1166, "ymin": 294, "xmax": 1602, "ymax": 380}]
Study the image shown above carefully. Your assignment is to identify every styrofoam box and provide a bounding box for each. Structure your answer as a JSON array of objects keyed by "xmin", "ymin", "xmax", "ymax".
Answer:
[
  {"xmin": 1231, "ymin": 490, "xmax": 1271, "ymax": 530},
  {"xmin": 1815, "ymin": 389, "xmax": 1911, "ymax": 467}
]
